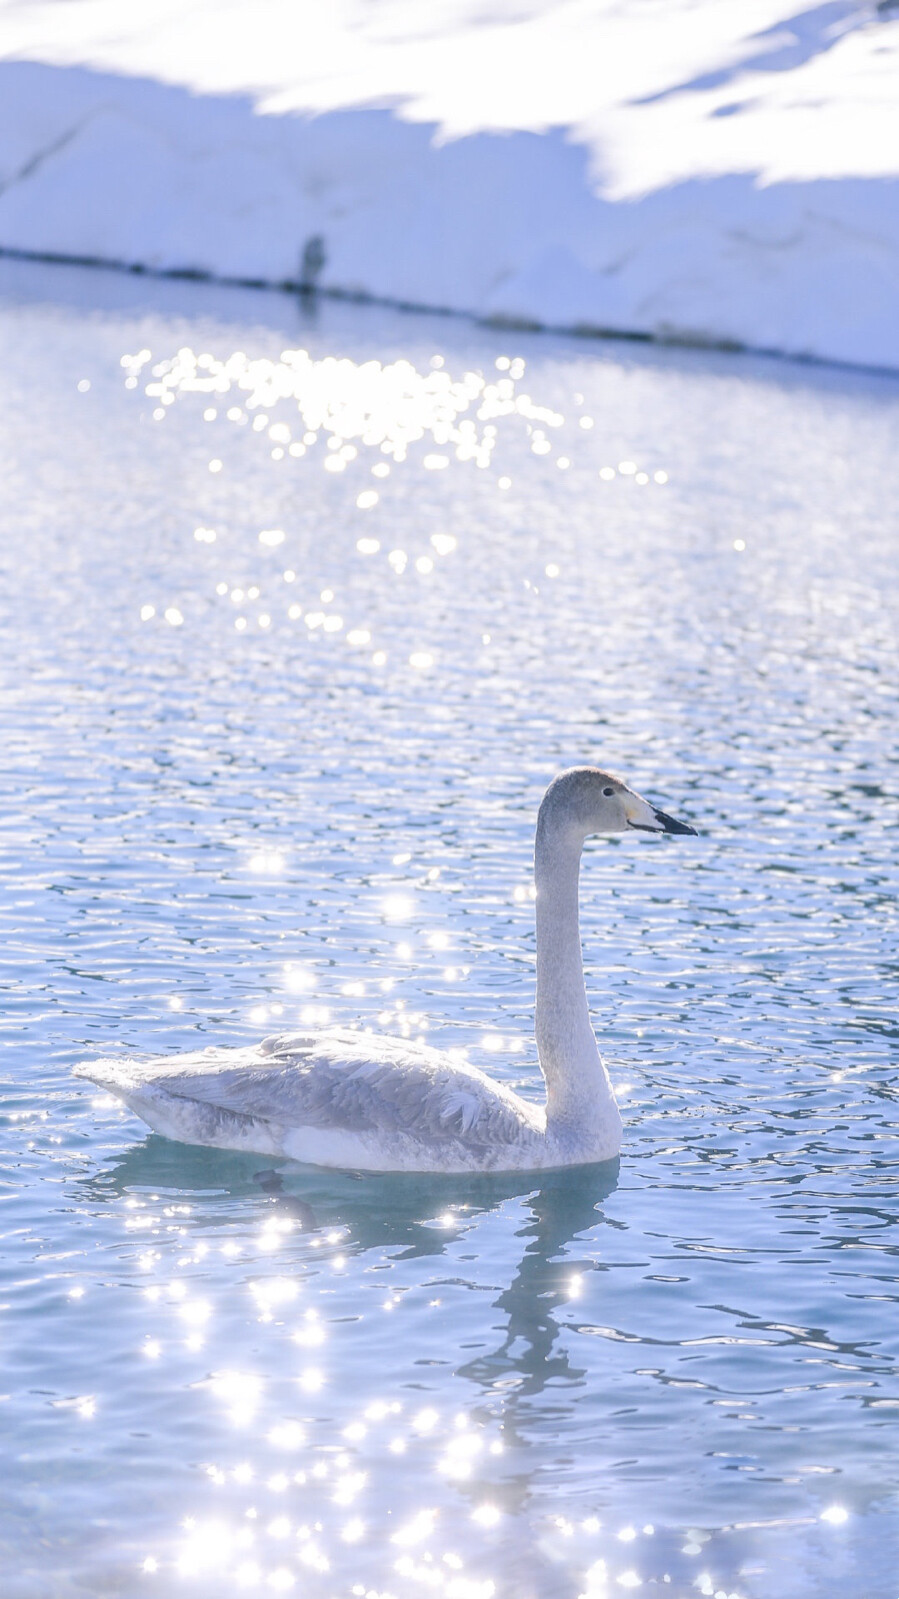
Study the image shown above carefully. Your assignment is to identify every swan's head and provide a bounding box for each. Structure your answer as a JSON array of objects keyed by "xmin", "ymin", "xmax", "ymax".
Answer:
[{"xmin": 538, "ymin": 767, "xmax": 697, "ymax": 844}]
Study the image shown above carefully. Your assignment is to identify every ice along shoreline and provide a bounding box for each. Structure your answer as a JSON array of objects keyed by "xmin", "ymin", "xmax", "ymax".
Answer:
[{"xmin": 4, "ymin": 237, "xmax": 899, "ymax": 383}]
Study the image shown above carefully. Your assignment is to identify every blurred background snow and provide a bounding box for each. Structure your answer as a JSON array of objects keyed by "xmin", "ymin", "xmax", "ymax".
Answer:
[{"xmin": 0, "ymin": 0, "xmax": 897, "ymax": 366}]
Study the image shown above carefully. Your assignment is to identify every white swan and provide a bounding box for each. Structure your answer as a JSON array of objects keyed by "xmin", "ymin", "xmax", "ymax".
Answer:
[{"xmin": 76, "ymin": 768, "xmax": 696, "ymax": 1173}]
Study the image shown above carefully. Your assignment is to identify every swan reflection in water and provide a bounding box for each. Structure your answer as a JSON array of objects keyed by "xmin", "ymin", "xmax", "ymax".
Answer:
[
  {"xmin": 81, "ymin": 1137, "xmax": 618, "ymax": 1405},
  {"xmin": 79, "ymin": 1139, "xmax": 626, "ymax": 1593},
  {"xmin": 83, "ymin": 1133, "xmax": 616, "ymax": 1285}
]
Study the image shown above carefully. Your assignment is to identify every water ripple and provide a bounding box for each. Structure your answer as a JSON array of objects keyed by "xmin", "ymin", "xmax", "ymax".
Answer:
[{"xmin": 1, "ymin": 261, "xmax": 898, "ymax": 1597}]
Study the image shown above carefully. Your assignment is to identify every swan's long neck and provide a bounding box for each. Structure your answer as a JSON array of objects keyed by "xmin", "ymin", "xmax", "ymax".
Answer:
[{"xmin": 534, "ymin": 813, "xmax": 621, "ymax": 1153}]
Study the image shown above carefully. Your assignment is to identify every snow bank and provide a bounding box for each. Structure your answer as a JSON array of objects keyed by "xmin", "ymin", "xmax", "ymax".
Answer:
[{"xmin": 1, "ymin": 1, "xmax": 898, "ymax": 369}]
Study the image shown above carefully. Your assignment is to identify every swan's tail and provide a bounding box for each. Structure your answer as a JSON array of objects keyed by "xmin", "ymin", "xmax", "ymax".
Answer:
[
  {"xmin": 74, "ymin": 1055, "xmax": 282, "ymax": 1156},
  {"xmin": 74, "ymin": 1056, "xmax": 146, "ymax": 1094}
]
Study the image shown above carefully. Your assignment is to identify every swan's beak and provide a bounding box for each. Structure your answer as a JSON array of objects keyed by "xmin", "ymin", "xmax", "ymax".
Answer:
[{"xmin": 625, "ymin": 793, "xmax": 697, "ymax": 836}]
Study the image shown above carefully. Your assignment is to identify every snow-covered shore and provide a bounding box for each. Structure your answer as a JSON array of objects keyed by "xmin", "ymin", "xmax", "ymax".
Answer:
[{"xmin": 1, "ymin": 0, "xmax": 898, "ymax": 369}]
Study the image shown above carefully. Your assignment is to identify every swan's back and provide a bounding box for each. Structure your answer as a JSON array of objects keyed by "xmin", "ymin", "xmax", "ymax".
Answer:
[{"xmin": 76, "ymin": 1029, "xmax": 544, "ymax": 1173}]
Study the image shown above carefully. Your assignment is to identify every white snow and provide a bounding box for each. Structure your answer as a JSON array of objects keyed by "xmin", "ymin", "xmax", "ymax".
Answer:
[{"xmin": 1, "ymin": 0, "xmax": 898, "ymax": 368}]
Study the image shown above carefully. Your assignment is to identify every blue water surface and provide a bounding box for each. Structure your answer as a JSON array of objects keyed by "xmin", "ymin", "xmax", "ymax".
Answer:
[{"xmin": 0, "ymin": 259, "xmax": 897, "ymax": 1599}]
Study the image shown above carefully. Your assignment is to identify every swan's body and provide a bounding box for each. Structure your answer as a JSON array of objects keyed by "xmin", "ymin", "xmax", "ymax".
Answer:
[{"xmin": 76, "ymin": 769, "xmax": 695, "ymax": 1173}]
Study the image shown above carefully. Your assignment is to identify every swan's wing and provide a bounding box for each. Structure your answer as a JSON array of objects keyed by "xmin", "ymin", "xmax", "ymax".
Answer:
[{"xmin": 79, "ymin": 1029, "xmax": 533, "ymax": 1149}]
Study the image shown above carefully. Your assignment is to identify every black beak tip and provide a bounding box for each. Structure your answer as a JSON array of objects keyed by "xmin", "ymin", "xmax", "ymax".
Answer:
[{"xmin": 653, "ymin": 808, "xmax": 698, "ymax": 836}]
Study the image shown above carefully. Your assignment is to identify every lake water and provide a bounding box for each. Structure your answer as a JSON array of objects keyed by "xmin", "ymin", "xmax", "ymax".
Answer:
[{"xmin": 1, "ymin": 258, "xmax": 897, "ymax": 1599}]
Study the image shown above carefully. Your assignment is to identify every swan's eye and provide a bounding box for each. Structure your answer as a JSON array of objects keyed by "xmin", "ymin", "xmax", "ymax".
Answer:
[{"xmin": 602, "ymin": 786, "xmax": 614, "ymax": 797}]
